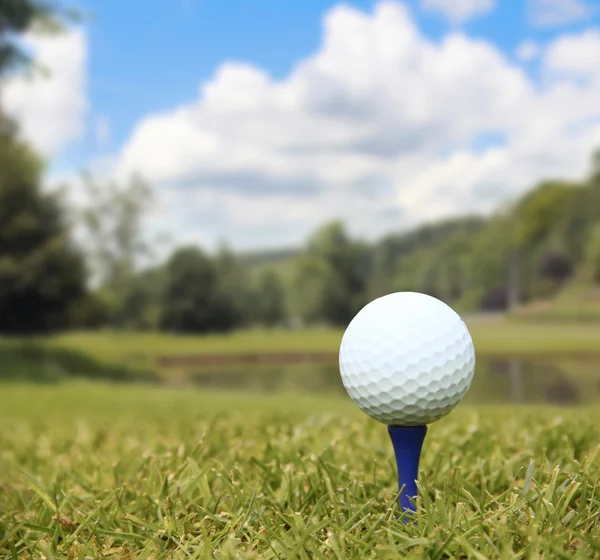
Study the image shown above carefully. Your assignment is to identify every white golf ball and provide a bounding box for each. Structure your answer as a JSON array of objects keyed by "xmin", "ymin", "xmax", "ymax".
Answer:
[{"xmin": 339, "ymin": 292, "xmax": 475, "ymax": 426}]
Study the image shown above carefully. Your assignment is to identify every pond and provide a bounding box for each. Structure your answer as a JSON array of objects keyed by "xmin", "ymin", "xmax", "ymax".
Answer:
[
  {"xmin": 3, "ymin": 345, "xmax": 600, "ymax": 406},
  {"xmin": 184, "ymin": 357, "xmax": 600, "ymax": 406}
]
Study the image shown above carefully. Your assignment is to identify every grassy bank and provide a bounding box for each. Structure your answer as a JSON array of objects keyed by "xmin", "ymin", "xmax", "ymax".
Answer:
[
  {"xmin": 3, "ymin": 318, "xmax": 600, "ymax": 384},
  {"xmin": 31, "ymin": 318, "xmax": 600, "ymax": 367},
  {"xmin": 0, "ymin": 383, "xmax": 598, "ymax": 558}
]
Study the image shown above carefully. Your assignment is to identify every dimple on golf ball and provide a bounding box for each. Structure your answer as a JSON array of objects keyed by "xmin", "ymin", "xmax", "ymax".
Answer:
[{"xmin": 339, "ymin": 292, "xmax": 476, "ymax": 426}]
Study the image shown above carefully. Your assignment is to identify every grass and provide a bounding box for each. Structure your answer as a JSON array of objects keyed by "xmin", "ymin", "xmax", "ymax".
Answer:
[
  {"xmin": 23, "ymin": 319, "xmax": 600, "ymax": 373},
  {"xmin": 512, "ymin": 283, "xmax": 600, "ymax": 323},
  {"xmin": 1, "ymin": 382, "xmax": 599, "ymax": 558},
  {"xmin": 0, "ymin": 342, "xmax": 158, "ymax": 383}
]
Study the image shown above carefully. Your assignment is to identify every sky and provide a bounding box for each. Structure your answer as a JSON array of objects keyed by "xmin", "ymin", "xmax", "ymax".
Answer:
[{"xmin": 3, "ymin": 0, "xmax": 600, "ymax": 251}]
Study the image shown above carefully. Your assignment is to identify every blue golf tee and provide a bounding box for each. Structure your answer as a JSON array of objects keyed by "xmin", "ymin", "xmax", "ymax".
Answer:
[{"xmin": 388, "ymin": 425, "xmax": 428, "ymax": 513}]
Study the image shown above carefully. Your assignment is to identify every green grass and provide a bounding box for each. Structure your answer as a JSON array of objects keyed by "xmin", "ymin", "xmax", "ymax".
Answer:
[
  {"xmin": 1, "ymin": 383, "xmax": 599, "ymax": 558},
  {"xmin": 27, "ymin": 319, "xmax": 600, "ymax": 370},
  {"xmin": 512, "ymin": 283, "xmax": 600, "ymax": 323},
  {"xmin": 0, "ymin": 341, "xmax": 158, "ymax": 383}
]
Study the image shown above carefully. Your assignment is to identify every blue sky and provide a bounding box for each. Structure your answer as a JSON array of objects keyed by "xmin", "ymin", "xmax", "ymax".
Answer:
[
  {"xmin": 60, "ymin": 0, "xmax": 600, "ymax": 170},
  {"xmin": 5, "ymin": 0, "xmax": 600, "ymax": 249}
]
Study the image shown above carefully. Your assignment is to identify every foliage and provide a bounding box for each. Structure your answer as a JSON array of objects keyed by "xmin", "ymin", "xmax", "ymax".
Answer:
[
  {"xmin": 118, "ymin": 266, "xmax": 165, "ymax": 330},
  {"xmin": 160, "ymin": 246, "xmax": 222, "ymax": 333},
  {"xmin": 0, "ymin": 119, "xmax": 87, "ymax": 334},
  {"xmin": 513, "ymin": 181, "xmax": 575, "ymax": 248},
  {"xmin": 292, "ymin": 221, "xmax": 371, "ymax": 325},
  {"xmin": 538, "ymin": 250, "xmax": 573, "ymax": 283},
  {"xmin": 371, "ymin": 216, "xmax": 485, "ymax": 298},
  {"xmin": 213, "ymin": 243, "xmax": 254, "ymax": 329},
  {"xmin": 0, "ymin": 0, "xmax": 81, "ymax": 76},
  {"xmin": 80, "ymin": 174, "xmax": 156, "ymax": 289},
  {"xmin": 79, "ymin": 173, "xmax": 168, "ymax": 327},
  {"xmin": 252, "ymin": 270, "xmax": 287, "ymax": 326},
  {"xmin": 159, "ymin": 245, "xmax": 256, "ymax": 333},
  {"xmin": 584, "ymin": 223, "xmax": 600, "ymax": 283},
  {"xmin": 76, "ymin": 145, "xmax": 600, "ymax": 331},
  {"xmin": 1, "ymin": 384, "xmax": 599, "ymax": 558}
]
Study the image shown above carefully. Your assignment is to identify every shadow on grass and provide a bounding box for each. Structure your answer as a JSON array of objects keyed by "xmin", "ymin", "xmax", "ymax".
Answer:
[{"xmin": 0, "ymin": 341, "xmax": 160, "ymax": 384}]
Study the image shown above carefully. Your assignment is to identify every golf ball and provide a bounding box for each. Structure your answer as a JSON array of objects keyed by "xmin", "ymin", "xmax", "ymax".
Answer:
[{"xmin": 339, "ymin": 292, "xmax": 475, "ymax": 426}]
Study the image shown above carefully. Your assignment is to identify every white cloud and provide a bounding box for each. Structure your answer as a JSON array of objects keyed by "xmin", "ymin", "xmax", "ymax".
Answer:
[
  {"xmin": 1, "ymin": 28, "xmax": 88, "ymax": 157},
  {"xmin": 421, "ymin": 0, "xmax": 496, "ymax": 24},
  {"xmin": 111, "ymin": 1, "xmax": 600, "ymax": 250},
  {"xmin": 516, "ymin": 40, "xmax": 541, "ymax": 61},
  {"xmin": 528, "ymin": 0, "xmax": 592, "ymax": 27},
  {"xmin": 544, "ymin": 29, "xmax": 600, "ymax": 77}
]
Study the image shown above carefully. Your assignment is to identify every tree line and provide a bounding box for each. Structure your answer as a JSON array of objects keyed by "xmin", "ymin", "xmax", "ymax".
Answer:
[
  {"xmin": 3, "ymin": 3, "xmax": 600, "ymax": 335},
  {"xmin": 3, "ymin": 139, "xmax": 600, "ymax": 335}
]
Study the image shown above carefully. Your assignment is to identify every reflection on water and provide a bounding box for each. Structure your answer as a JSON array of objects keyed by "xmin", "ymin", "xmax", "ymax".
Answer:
[
  {"xmin": 188, "ymin": 358, "xmax": 600, "ymax": 406},
  {"xmin": 3, "ymin": 344, "xmax": 599, "ymax": 406}
]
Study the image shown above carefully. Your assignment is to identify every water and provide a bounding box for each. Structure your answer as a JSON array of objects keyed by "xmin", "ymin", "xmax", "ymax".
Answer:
[
  {"xmin": 187, "ymin": 357, "xmax": 600, "ymax": 406},
  {"xmin": 4, "ymin": 344, "xmax": 600, "ymax": 405}
]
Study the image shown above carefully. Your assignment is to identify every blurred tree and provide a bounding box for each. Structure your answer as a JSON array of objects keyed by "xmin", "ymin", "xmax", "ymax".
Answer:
[
  {"xmin": 160, "ymin": 246, "xmax": 245, "ymax": 333},
  {"xmin": 69, "ymin": 292, "xmax": 110, "ymax": 328},
  {"xmin": 253, "ymin": 269, "xmax": 286, "ymax": 326},
  {"xmin": 583, "ymin": 224, "xmax": 600, "ymax": 283},
  {"xmin": 213, "ymin": 243, "xmax": 253, "ymax": 329},
  {"xmin": 0, "ymin": 0, "xmax": 81, "ymax": 77},
  {"xmin": 81, "ymin": 173, "xmax": 154, "ymax": 290},
  {"xmin": 538, "ymin": 251, "xmax": 573, "ymax": 284},
  {"xmin": 514, "ymin": 181, "xmax": 575, "ymax": 248},
  {"xmin": 292, "ymin": 221, "xmax": 370, "ymax": 326},
  {"xmin": 480, "ymin": 286, "xmax": 508, "ymax": 311},
  {"xmin": 0, "ymin": 119, "xmax": 87, "ymax": 333},
  {"xmin": 507, "ymin": 180, "xmax": 576, "ymax": 308},
  {"xmin": 160, "ymin": 247, "xmax": 219, "ymax": 333},
  {"xmin": 370, "ymin": 217, "xmax": 484, "ymax": 298},
  {"xmin": 591, "ymin": 148, "xmax": 600, "ymax": 186},
  {"xmin": 560, "ymin": 191, "xmax": 600, "ymax": 262},
  {"xmin": 118, "ymin": 266, "xmax": 165, "ymax": 330},
  {"xmin": 466, "ymin": 215, "xmax": 512, "ymax": 307},
  {"xmin": 80, "ymin": 173, "xmax": 167, "ymax": 326},
  {"xmin": 291, "ymin": 256, "xmax": 333, "ymax": 324}
]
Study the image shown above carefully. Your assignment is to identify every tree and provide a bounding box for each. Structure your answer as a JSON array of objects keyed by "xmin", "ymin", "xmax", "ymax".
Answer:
[
  {"xmin": 514, "ymin": 181, "xmax": 574, "ymax": 248},
  {"xmin": 507, "ymin": 180, "xmax": 577, "ymax": 308},
  {"xmin": 0, "ymin": 1, "xmax": 80, "ymax": 77},
  {"xmin": 591, "ymin": 148, "xmax": 600, "ymax": 186},
  {"xmin": 292, "ymin": 221, "xmax": 370, "ymax": 326},
  {"xmin": 253, "ymin": 270, "xmax": 286, "ymax": 326},
  {"xmin": 556, "ymin": 154, "xmax": 600, "ymax": 262},
  {"xmin": 81, "ymin": 173, "xmax": 155, "ymax": 288},
  {"xmin": 370, "ymin": 216, "xmax": 484, "ymax": 298},
  {"xmin": 538, "ymin": 251, "xmax": 573, "ymax": 284},
  {"xmin": 119, "ymin": 266, "xmax": 165, "ymax": 330},
  {"xmin": 584, "ymin": 224, "xmax": 600, "ymax": 283},
  {"xmin": 160, "ymin": 246, "xmax": 242, "ymax": 333},
  {"xmin": 0, "ymin": 119, "xmax": 87, "ymax": 333},
  {"xmin": 213, "ymin": 243, "xmax": 253, "ymax": 328},
  {"xmin": 468, "ymin": 215, "xmax": 512, "ymax": 299},
  {"xmin": 80, "ymin": 173, "xmax": 167, "ymax": 326}
]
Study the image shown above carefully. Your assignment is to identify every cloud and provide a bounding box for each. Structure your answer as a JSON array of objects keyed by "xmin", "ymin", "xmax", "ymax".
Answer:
[
  {"xmin": 528, "ymin": 0, "xmax": 592, "ymax": 27},
  {"xmin": 544, "ymin": 29, "xmax": 600, "ymax": 77},
  {"xmin": 112, "ymin": 1, "xmax": 600, "ymax": 250},
  {"xmin": 516, "ymin": 40, "xmax": 541, "ymax": 61},
  {"xmin": 1, "ymin": 28, "xmax": 88, "ymax": 157},
  {"xmin": 421, "ymin": 0, "xmax": 496, "ymax": 24}
]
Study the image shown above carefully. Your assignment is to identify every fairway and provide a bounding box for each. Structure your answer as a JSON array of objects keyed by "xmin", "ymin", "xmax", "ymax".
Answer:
[{"xmin": 1, "ymin": 383, "xmax": 599, "ymax": 558}]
